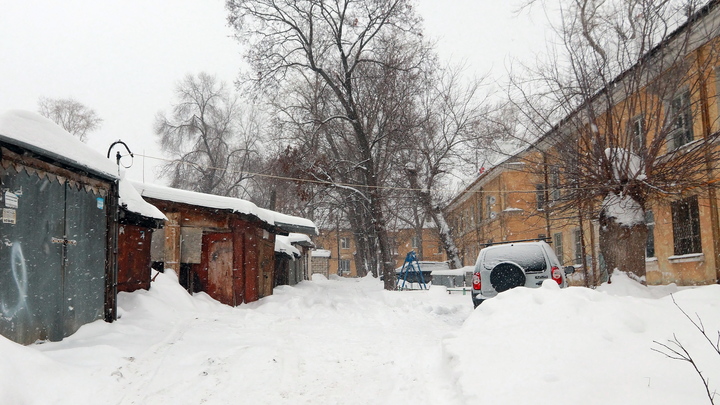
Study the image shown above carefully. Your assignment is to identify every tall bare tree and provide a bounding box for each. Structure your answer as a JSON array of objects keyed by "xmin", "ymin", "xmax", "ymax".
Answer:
[
  {"xmin": 399, "ymin": 65, "xmax": 495, "ymax": 269},
  {"xmin": 155, "ymin": 72, "xmax": 261, "ymax": 198},
  {"xmin": 37, "ymin": 97, "xmax": 102, "ymax": 142},
  {"xmin": 227, "ymin": 0, "xmax": 430, "ymax": 288},
  {"xmin": 510, "ymin": 0, "xmax": 720, "ymax": 281}
]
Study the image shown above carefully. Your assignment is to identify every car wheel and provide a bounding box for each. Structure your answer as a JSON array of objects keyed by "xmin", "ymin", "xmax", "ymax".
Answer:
[{"xmin": 490, "ymin": 262, "xmax": 526, "ymax": 293}]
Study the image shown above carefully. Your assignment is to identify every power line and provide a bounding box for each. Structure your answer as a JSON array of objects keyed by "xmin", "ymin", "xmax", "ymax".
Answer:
[{"xmin": 135, "ymin": 152, "xmax": 712, "ymax": 196}]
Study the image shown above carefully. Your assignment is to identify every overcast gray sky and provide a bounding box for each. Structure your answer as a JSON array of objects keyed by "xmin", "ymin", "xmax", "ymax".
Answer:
[{"xmin": 0, "ymin": 0, "xmax": 550, "ymax": 184}]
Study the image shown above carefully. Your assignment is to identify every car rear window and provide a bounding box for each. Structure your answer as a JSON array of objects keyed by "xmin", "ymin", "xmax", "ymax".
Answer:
[{"xmin": 482, "ymin": 244, "xmax": 547, "ymax": 272}]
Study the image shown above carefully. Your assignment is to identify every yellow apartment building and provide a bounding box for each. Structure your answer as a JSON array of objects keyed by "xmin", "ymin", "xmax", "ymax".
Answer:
[{"xmin": 446, "ymin": 1, "xmax": 720, "ymax": 286}]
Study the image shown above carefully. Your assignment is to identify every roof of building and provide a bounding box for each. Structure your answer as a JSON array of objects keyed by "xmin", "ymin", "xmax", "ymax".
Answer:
[
  {"xmin": 445, "ymin": 1, "xmax": 720, "ymax": 211},
  {"xmin": 311, "ymin": 249, "xmax": 331, "ymax": 258},
  {"xmin": 132, "ymin": 181, "xmax": 318, "ymax": 235},
  {"xmin": 275, "ymin": 235, "xmax": 301, "ymax": 257},
  {"xmin": 118, "ymin": 176, "xmax": 166, "ymax": 220},
  {"xmin": 286, "ymin": 233, "xmax": 315, "ymax": 248},
  {"xmin": 0, "ymin": 110, "xmax": 119, "ymax": 180}
]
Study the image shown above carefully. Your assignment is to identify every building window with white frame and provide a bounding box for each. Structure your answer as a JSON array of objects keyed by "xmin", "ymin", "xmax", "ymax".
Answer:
[
  {"xmin": 574, "ymin": 228, "xmax": 582, "ymax": 265},
  {"xmin": 550, "ymin": 166, "xmax": 561, "ymax": 201},
  {"xmin": 388, "ymin": 237, "xmax": 398, "ymax": 255},
  {"xmin": 671, "ymin": 196, "xmax": 701, "ymax": 255},
  {"xmin": 338, "ymin": 259, "xmax": 351, "ymax": 275},
  {"xmin": 630, "ymin": 114, "xmax": 645, "ymax": 152},
  {"xmin": 340, "ymin": 237, "xmax": 350, "ymax": 250},
  {"xmin": 553, "ymin": 232, "xmax": 564, "ymax": 264},
  {"xmin": 411, "ymin": 236, "xmax": 420, "ymax": 249},
  {"xmin": 486, "ymin": 195, "xmax": 496, "ymax": 219},
  {"xmin": 645, "ymin": 209, "xmax": 656, "ymax": 258},
  {"xmin": 668, "ymin": 90, "xmax": 693, "ymax": 150},
  {"xmin": 536, "ymin": 184, "xmax": 546, "ymax": 210}
]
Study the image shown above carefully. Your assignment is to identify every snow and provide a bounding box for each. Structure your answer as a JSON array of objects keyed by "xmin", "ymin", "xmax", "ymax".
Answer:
[
  {"xmin": 602, "ymin": 192, "xmax": 645, "ymax": 226},
  {"xmin": 118, "ymin": 175, "xmax": 166, "ymax": 220},
  {"xmin": 431, "ymin": 266, "xmax": 475, "ymax": 276},
  {"xmin": 605, "ymin": 147, "xmax": 646, "ymax": 181},
  {"xmin": 311, "ymin": 249, "xmax": 331, "ymax": 258},
  {"xmin": 275, "ymin": 235, "xmax": 300, "ymax": 257},
  {"xmin": 1, "ymin": 271, "xmax": 719, "ymax": 404},
  {"xmin": 276, "ymin": 233, "xmax": 314, "ymax": 256},
  {"xmin": 132, "ymin": 181, "xmax": 317, "ymax": 234},
  {"xmin": 286, "ymin": 233, "xmax": 314, "ymax": 245},
  {"xmin": 0, "ymin": 110, "xmax": 119, "ymax": 179}
]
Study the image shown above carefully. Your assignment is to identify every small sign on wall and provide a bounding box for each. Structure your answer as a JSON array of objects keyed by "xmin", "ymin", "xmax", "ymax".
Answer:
[
  {"xmin": 4, "ymin": 191, "xmax": 18, "ymax": 209},
  {"xmin": 2, "ymin": 208, "xmax": 16, "ymax": 224}
]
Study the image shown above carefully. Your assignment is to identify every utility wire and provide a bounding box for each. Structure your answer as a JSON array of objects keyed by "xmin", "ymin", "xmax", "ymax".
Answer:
[{"xmin": 135, "ymin": 152, "xmax": 709, "ymax": 196}]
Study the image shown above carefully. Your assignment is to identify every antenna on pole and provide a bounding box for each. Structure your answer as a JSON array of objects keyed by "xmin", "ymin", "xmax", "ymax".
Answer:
[{"xmin": 106, "ymin": 140, "xmax": 134, "ymax": 175}]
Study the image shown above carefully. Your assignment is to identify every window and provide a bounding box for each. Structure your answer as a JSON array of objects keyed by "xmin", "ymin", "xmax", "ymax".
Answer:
[
  {"xmin": 574, "ymin": 228, "xmax": 582, "ymax": 265},
  {"xmin": 645, "ymin": 210, "xmax": 656, "ymax": 258},
  {"xmin": 535, "ymin": 184, "xmax": 546, "ymax": 210},
  {"xmin": 671, "ymin": 196, "xmax": 701, "ymax": 255},
  {"xmin": 630, "ymin": 115, "xmax": 645, "ymax": 152},
  {"xmin": 669, "ymin": 91, "xmax": 693, "ymax": 149},
  {"xmin": 340, "ymin": 237, "xmax": 350, "ymax": 250},
  {"xmin": 553, "ymin": 232, "xmax": 564, "ymax": 264},
  {"xmin": 411, "ymin": 236, "xmax": 420, "ymax": 249},
  {"xmin": 338, "ymin": 259, "xmax": 351, "ymax": 275},
  {"xmin": 550, "ymin": 166, "xmax": 561, "ymax": 201},
  {"xmin": 388, "ymin": 237, "xmax": 398, "ymax": 255},
  {"xmin": 486, "ymin": 195, "xmax": 496, "ymax": 219},
  {"xmin": 481, "ymin": 244, "xmax": 548, "ymax": 272}
]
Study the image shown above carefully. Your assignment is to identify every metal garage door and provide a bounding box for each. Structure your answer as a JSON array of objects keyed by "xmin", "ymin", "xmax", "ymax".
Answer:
[{"xmin": 0, "ymin": 165, "xmax": 108, "ymax": 344}]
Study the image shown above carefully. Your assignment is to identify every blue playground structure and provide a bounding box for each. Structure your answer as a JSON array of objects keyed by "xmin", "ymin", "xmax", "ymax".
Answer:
[{"xmin": 397, "ymin": 251, "xmax": 428, "ymax": 290}]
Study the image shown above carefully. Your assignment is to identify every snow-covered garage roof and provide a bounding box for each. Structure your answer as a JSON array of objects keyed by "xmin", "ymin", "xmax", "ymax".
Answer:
[
  {"xmin": 275, "ymin": 235, "xmax": 301, "ymax": 257},
  {"xmin": 311, "ymin": 249, "xmax": 331, "ymax": 258},
  {"xmin": 285, "ymin": 233, "xmax": 315, "ymax": 248},
  {"xmin": 132, "ymin": 181, "xmax": 317, "ymax": 235},
  {"xmin": 119, "ymin": 177, "xmax": 166, "ymax": 220},
  {"xmin": 0, "ymin": 110, "xmax": 119, "ymax": 180}
]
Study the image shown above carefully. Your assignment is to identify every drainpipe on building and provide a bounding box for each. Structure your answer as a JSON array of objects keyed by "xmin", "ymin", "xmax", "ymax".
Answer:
[
  {"xmin": 578, "ymin": 204, "xmax": 590, "ymax": 288},
  {"xmin": 543, "ymin": 154, "xmax": 552, "ymax": 241}
]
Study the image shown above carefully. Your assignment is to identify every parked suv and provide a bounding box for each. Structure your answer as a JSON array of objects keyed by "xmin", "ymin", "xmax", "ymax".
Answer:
[{"xmin": 471, "ymin": 241, "xmax": 574, "ymax": 307}]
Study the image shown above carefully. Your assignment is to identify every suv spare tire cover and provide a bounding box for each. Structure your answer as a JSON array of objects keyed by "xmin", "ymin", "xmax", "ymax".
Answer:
[{"xmin": 490, "ymin": 262, "xmax": 526, "ymax": 292}]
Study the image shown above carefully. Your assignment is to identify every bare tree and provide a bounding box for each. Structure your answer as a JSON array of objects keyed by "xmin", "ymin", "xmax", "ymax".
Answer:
[
  {"xmin": 227, "ymin": 0, "xmax": 430, "ymax": 289},
  {"xmin": 653, "ymin": 295, "xmax": 720, "ymax": 404},
  {"xmin": 37, "ymin": 97, "xmax": 103, "ymax": 142},
  {"xmin": 155, "ymin": 72, "xmax": 261, "ymax": 198},
  {"xmin": 400, "ymin": 65, "xmax": 496, "ymax": 269},
  {"xmin": 508, "ymin": 0, "xmax": 720, "ymax": 281}
]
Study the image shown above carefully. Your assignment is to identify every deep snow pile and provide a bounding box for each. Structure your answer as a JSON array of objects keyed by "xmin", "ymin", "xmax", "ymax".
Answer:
[
  {"xmin": 444, "ymin": 272, "xmax": 720, "ymax": 404},
  {"xmin": 0, "ymin": 271, "xmax": 718, "ymax": 404}
]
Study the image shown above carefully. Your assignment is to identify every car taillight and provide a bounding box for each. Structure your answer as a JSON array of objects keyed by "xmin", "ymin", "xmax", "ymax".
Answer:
[
  {"xmin": 551, "ymin": 266, "xmax": 563, "ymax": 285},
  {"xmin": 472, "ymin": 272, "xmax": 482, "ymax": 290}
]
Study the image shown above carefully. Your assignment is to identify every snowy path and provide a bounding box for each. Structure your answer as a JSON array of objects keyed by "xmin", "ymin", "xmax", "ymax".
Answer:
[
  {"xmin": 27, "ymin": 273, "xmax": 473, "ymax": 405},
  {"xmin": 5, "ymin": 271, "xmax": 720, "ymax": 404}
]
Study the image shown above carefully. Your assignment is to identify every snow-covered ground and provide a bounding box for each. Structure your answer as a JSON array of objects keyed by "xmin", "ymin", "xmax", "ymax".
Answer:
[{"xmin": 1, "ymin": 272, "xmax": 719, "ymax": 404}]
